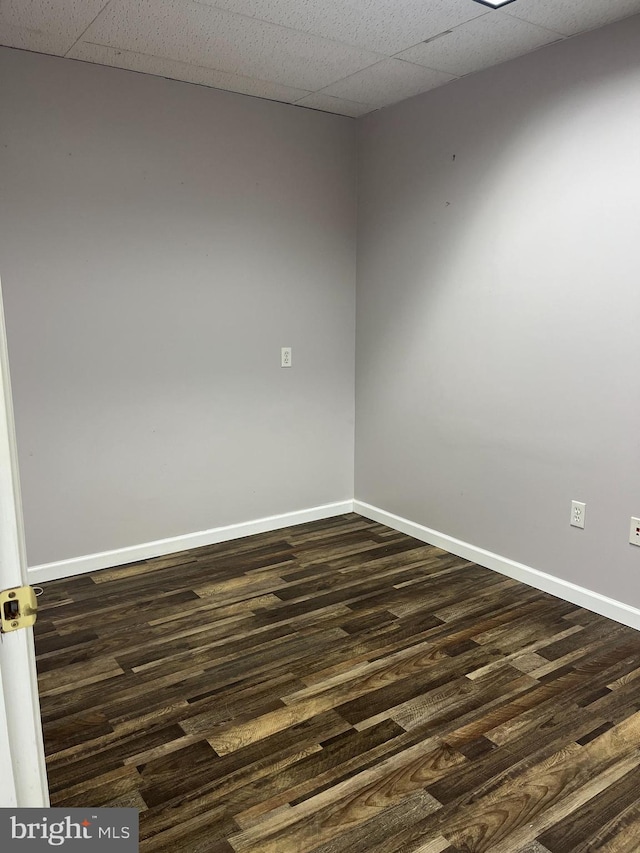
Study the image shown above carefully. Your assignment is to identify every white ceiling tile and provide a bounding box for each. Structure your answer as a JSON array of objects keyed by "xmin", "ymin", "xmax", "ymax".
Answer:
[
  {"xmin": 0, "ymin": 0, "xmax": 110, "ymax": 55},
  {"xmin": 294, "ymin": 93, "xmax": 374, "ymax": 117},
  {"xmin": 320, "ymin": 59, "xmax": 455, "ymax": 109},
  {"xmin": 78, "ymin": 0, "xmax": 382, "ymax": 92},
  {"xmin": 503, "ymin": 0, "xmax": 640, "ymax": 37},
  {"xmin": 67, "ymin": 41, "xmax": 311, "ymax": 103},
  {"xmin": 396, "ymin": 11, "xmax": 562, "ymax": 77},
  {"xmin": 198, "ymin": 0, "xmax": 487, "ymax": 55},
  {"xmin": 5, "ymin": 0, "xmax": 640, "ymax": 114}
]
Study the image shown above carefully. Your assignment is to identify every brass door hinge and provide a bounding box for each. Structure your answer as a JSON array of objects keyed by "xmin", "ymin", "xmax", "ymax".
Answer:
[{"xmin": 0, "ymin": 585, "xmax": 38, "ymax": 633}]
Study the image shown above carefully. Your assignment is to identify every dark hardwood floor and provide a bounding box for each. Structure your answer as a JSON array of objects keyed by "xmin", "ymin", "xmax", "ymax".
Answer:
[{"xmin": 34, "ymin": 513, "xmax": 640, "ymax": 852}]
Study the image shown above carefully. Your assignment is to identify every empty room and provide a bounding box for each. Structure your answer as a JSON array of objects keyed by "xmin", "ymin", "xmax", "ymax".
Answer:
[{"xmin": 1, "ymin": 0, "xmax": 640, "ymax": 851}]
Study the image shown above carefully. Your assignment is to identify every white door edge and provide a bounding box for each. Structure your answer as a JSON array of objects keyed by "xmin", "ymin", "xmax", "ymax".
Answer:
[
  {"xmin": 0, "ymin": 275, "xmax": 49, "ymax": 807},
  {"xmin": 0, "ymin": 659, "xmax": 18, "ymax": 806}
]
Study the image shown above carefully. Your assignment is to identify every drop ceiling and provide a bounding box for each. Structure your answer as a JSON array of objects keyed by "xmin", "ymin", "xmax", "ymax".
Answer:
[{"xmin": 2, "ymin": 0, "xmax": 640, "ymax": 117}]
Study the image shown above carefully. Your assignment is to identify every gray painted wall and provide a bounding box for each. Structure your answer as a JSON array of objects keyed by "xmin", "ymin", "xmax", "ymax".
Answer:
[
  {"xmin": 356, "ymin": 17, "xmax": 640, "ymax": 605},
  {"xmin": 0, "ymin": 47, "xmax": 356, "ymax": 566}
]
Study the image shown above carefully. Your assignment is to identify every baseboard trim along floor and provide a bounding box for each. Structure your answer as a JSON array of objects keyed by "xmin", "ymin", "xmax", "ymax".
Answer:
[
  {"xmin": 29, "ymin": 497, "xmax": 640, "ymax": 632},
  {"xmin": 354, "ymin": 500, "xmax": 640, "ymax": 632},
  {"xmin": 28, "ymin": 500, "xmax": 354, "ymax": 583}
]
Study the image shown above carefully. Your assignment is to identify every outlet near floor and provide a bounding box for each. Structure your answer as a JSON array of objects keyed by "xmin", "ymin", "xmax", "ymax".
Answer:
[{"xmin": 630, "ymin": 517, "xmax": 640, "ymax": 547}]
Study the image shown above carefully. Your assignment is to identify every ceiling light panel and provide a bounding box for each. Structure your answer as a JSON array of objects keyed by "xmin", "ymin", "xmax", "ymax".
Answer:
[
  {"xmin": 199, "ymin": 0, "xmax": 487, "ymax": 55},
  {"xmin": 472, "ymin": 0, "xmax": 518, "ymax": 8}
]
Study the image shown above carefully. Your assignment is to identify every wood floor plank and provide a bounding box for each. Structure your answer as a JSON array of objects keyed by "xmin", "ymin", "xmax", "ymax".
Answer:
[{"xmin": 34, "ymin": 513, "xmax": 640, "ymax": 852}]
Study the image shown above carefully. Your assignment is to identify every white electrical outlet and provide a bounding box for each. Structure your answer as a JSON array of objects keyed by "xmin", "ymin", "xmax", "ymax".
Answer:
[
  {"xmin": 570, "ymin": 500, "xmax": 586, "ymax": 529},
  {"xmin": 281, "ymin": 346, "xmax": 292, "ymax": 368},
  {"xmin": 630, "ymin": 517, "xmax": 640, "ymax": 547}
]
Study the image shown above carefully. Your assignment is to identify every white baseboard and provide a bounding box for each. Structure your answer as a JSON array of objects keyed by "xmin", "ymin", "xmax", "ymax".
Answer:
[
  {"xmin": 29, "ymin": 496, "xmax": 640, "ymax": 633},
  {"xmin": 354, "ymin": 500, "xmax": 640, "ymax": 632},
  {"xmin": 28, "ymin": 500, "xmax": 354, "ymax": 584}
]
